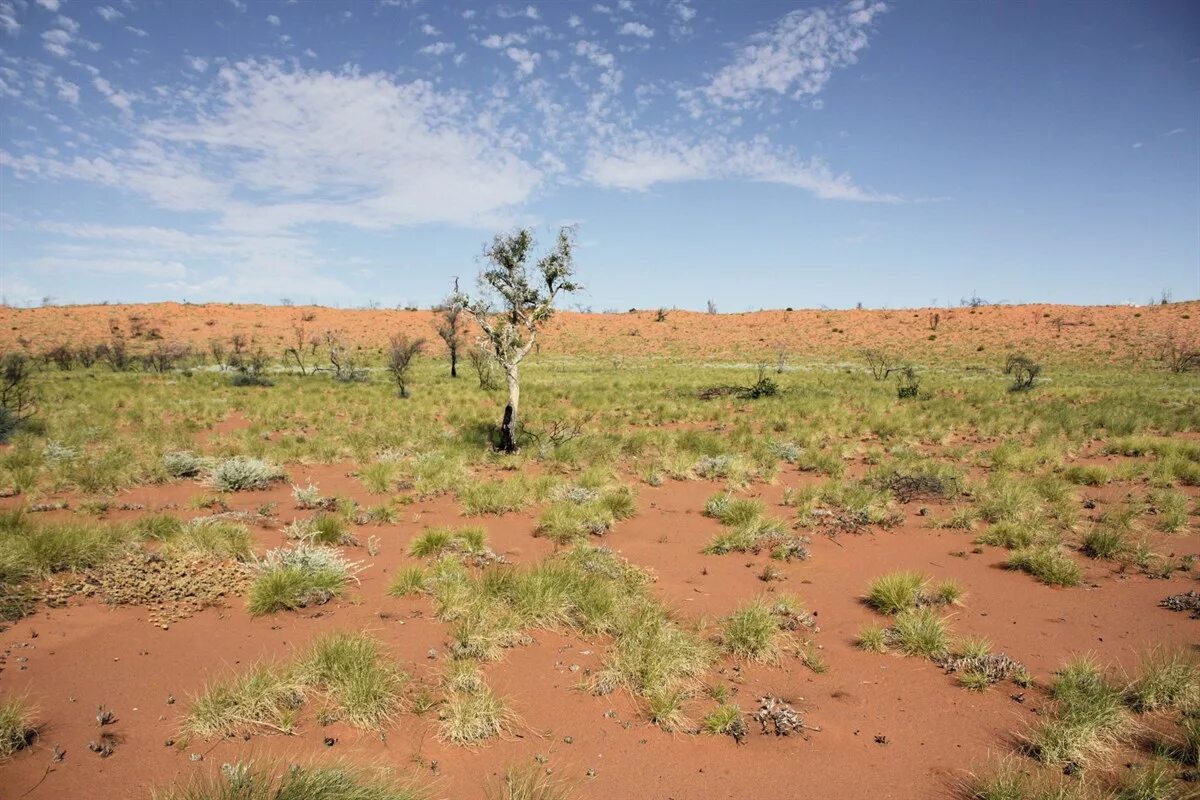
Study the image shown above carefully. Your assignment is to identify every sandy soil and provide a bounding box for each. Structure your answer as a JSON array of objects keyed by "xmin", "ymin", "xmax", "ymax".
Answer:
[
  {"xmin": 0, "ymin": 453, "xmax": 1195, "ymax": 800},
  {"xmin": 1, "ymin": 300, "xmax": 1196, "ymax": 363}
]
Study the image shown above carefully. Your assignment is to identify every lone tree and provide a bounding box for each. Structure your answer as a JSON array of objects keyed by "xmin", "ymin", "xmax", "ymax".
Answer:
[
  {"xmin": 456, "ymin": 227, "xmax": 580, "ymax": 452},
  {"xmin": 387, "ymin": 334, "xmax": 425, "ymax": 398},
  {"xmin": 1004, "ymin": 353, "xmax": 1041, "ymax": 392},
  {"xmin": 433, "ymin": 280, "xmax": 468, "ymax": 378}
]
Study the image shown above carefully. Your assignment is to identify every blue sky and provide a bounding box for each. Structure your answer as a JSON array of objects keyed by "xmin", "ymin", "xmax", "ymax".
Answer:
[{"xmin": 0, "ymin": 0, "xmax": 1196, "ymax": 311}]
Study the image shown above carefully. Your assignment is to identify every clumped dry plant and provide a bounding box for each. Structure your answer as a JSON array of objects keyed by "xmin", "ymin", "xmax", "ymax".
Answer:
[{"xmin": 210, "ymin": 457, "xmax": 285, "ymax": 492}]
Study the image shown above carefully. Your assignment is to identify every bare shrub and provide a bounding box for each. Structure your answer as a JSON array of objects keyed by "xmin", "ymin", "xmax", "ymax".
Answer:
[
  {"xmin": 1004, "ymin": 353, "xmax": 1041, "ymax": 391},
  {"xmin": 386, "ymin": 335, "xmax": 425, "ymax": 398},
  {"xmin": 434, "ymin": 282, "xmax": 468, "ymax": 378},
  {"xmin": 862, "ymin": 349, "xmax": 896, "ymax": 381},
  {"xmin": 468, "ymin": 346, "xmax": 500, "ymax": 390}
]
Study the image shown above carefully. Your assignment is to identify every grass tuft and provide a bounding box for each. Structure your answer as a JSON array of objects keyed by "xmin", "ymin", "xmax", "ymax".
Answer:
[
  {"xmin": 0, "ymin": 697, "xmax": 36, "ymax": 758},
  {"xmin": 1005, "ymin": 546, "xmax": 1082, "ymax": 587},
  {"xmin": 719, "ymin": 600, "xmax": 784, "ymax": 663},
  {"xmin": 150, "ymin": 761, "xmax": 428, "ymax": 800}
]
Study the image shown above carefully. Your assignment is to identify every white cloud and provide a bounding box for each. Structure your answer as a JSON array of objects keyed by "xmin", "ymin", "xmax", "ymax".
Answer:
[
  {"xmin": 125, "ymin": 25, "xmax": 148, "ymax": 37},
  {"xmin": 696, "ymin": 0, "xmax": 887, "ymax": 109},
  {"xmin": 420, "ymin": 22, "xmax": 438, "ymax": 35},
  {"xmin": 584, "ymin": 133, "xmax": 900, "ymax": 202},
  {"xmin": 92, "ymin": 76, "xmax": 133, "ymax": 111},
  {"xmin": 0, "ymin": 2, "xmax": 18, "ymax": 35},
  {"xmin": 186, "ymin": 55, "xmax": 209, "ymax": 72},
  {"xmin": 480, "ymin": 32, "xmax": 526, "ymax": 49},
  {"xmin": 55, "ymin": 14, "xmax": 79, "ymax": 33},
  {"xmin": 97, "ymin": 6, "xmax": 124, "ymax": 22},
  {"xmin": 618, "ymin": 21, "xmax": 653, "ymax": 38},
  {"xmin": 42, "ymin": 28, "xmax": 74, "ymax": 57},
  {"xmin": 1165, "ymin": 127, "xmax": 1184, "ymax": 136},
  {"xmin": 497, "ymin": 5, "xmax": 539, "ymax": 20},
  {"xmin": 419, "ymin": 41, "xmax": 455, "ymax": 56},
  {"xmin": 55, "ymin": 77, "xmax": 80, "ymax": 104},
  {"xmin": 567, "ymin": 14, "xmax": 581, "ymax": 28},
  {"xmin": 266, "ymin": 14, "xmax": 280, "ymax": 26},
  {"xmin": 673, "ymin": 2, "xmax": 696, "ymax": 21},
  {"xmin": 121, "ymin": 61, "xmax": 542, "ymax": 229},
  {"xmin": 35, "ymin": 0, "xmax": 61, "ymax": 10},
  {"xmin": 505, "ymin": 46, "xmax": 539, "ymax": 75}
]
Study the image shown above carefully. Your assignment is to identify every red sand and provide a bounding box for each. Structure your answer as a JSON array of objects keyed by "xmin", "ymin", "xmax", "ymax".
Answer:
[
  {"xmin": 1, "ymin": 300, "xmax": 1196, "ymax": 363},
  {"xmin": 0, "ymin": 454, "xmax": 1195, "ymax": 799}
]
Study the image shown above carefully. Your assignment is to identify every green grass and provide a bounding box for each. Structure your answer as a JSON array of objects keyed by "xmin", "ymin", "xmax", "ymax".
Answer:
[
  {"xmin": 0, "ymin": 512, "xmax": 128, "ymax": 583},
  {"xmin": 409, "ymin": 525, "xmax": 488, "ymax": 558},
  {"xmin": 0, "ymin": 697, "xmax": 36, "ymax": 758},
  {"xmin": 133, "ymin": 513, "xmax": 186, "ymax": 541},
  {"xmin": 164, "ymin": 520, "xmax": 253, "ymax": 560},
  {"xmin": 302, "ymin": 515, "xmax": 352, "ymax": 546},
  {"xmin": 358, "ymin": 461, "xmax": 397, "ymax": 494},
  {"xmin": 975, "ymin": 520, "xmax": 1045, "ymax": 549},
  {"xmin": 438, "ymin": 686, "xmax": 511, "ymax": 744},
  {"xmin": 150, "ymin": 762, "xmax": 428, "ymax": 800},
  {"xmin": 703, "ymin": 494, "xmax": 763, "ymax": 525},
  {"xmin": 890, "ymin": 608, "xmax": 950, "ymax": 658},
  {"xmin": 184, "ymin": 633, "xmax": 403, "ymax": 738},
  {"xmin": 388, "ymin": 566, "xmax": 427, "ymax": 597},
  {"xmin": 1005, "ymin": 546, "xmax": 1083, "ymax": 587},
  {"xmin": 1112, "ymin": 760, "xmax": 1183, "ymax": 800},
  {"xmin": 864, "ymin": 571, "xmax": 961, "ymax": 614},
  {"xmin": 1062, "ymin": 465, "xmax": 1111, "ymax": 487},
  {"xmin": 485, "ymin": 767, "xmax": 572, "ymax": 800},
  {"xmin": 964, "ymin": 757, "xmax": 1088, "ymax": 800},
  {"xmin": 719, "ymin": 600, "xmax": 784, "ymax": 663},
  {"xmin": 866, "ymin": 570, "xmax": 925, "ymax": 614},
  {"xmin": 856, "ymin": 623, "xmax": 889, "ymax": 653},
  {"xmin": 1028, "ymin": 655, "xmax": 1131, "ymax": 767},
  {"xmin": 1147, "ymin": 489, "xmax": 1189, "ymax": 533},
  {"xmin": 458, "ymin": 475, "xmax": 556, "ymax": 516},
  {"xmin": 248, "ymin": 546, "xmax": 354, "ymax": 615},
  {"xmin": 296, "ymin": 632, "xmax": 405, "ymax": 728},
  {"xmin": 536, "ymin": 486, "xmax": 636, "ymax": 543},
  {"xmin": 1124, "ymin": 648, "xmax": 1199, "ymax": 713},
  {"xmin": 1080, "ymin": 526, "xmax": 1129, "ymax": 560}
]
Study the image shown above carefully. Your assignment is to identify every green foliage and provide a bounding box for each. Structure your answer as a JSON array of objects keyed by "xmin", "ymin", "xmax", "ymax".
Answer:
[{"xmin": 1006, "ymin": 546, "xmax": 1083, "ymax": 587}]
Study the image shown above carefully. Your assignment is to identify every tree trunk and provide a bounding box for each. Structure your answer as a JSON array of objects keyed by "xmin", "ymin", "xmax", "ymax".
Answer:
[
  {"xmin": 449, "ymin": 345, "xmax": 458, "ymax": 378},
  {"xmin": 498, "ymin": 365, "xmax": 519, "ymax": 452}
]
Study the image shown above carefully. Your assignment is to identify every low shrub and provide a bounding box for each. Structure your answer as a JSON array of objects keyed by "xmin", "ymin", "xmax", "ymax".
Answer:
[{"xmin": 211, "ymin": 457, "xmax": 285, "ymax": 492}]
